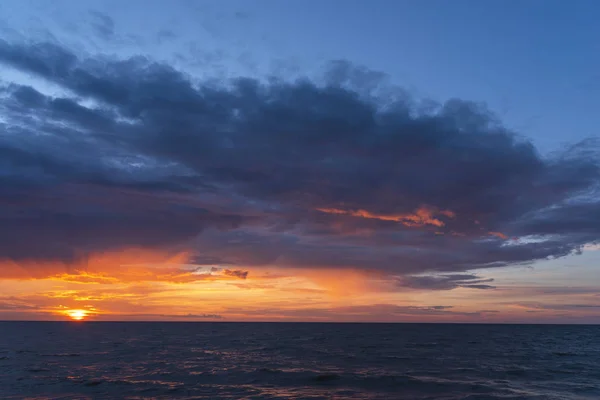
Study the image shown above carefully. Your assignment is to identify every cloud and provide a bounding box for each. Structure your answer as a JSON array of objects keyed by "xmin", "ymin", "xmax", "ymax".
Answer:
[
  {"xmin": 221, "ymin": 303, "xmax": 481, "ymax": 321},
  {"xmin": 160, "ymin": 313, "xmax": 223, "ymax": 319},
  {"xmin": 503, "ymin": 286, "xmax": 600, "ymax": 296},
  {"xmin": 511, "ymin": 302, "xmax": 600, "ymax": 312},
  {"xmin": 89, "ymin": 11, "xmax": 115, "ymax": 40},
  {"xmin": 0, "ymin": 40, "xmax": 599, "ymax": 285},
  {"xmin": 316, "ymin": 206, "xmax": 455, "ymax": 228},
  {"xmin": 0, "ymin": 249, "xmax": 249, "ymax": 283},
  {"xmin": 399, "ymin": 274, "xmax": 496, "ymax": 290},
  {"xmin": 156, "ymin": 30, "xmax": 177, "ymax": 43},
  {"xmin": 222, "ymin": 269, "xmax": 249, "ymax": 279},
  {"xmin": 0, "ymin": 297, "xmax": 39, "ymax": 311},
  {"xmin": 583, "ymin": 243, "xmax": 600, "ymax": 251}
]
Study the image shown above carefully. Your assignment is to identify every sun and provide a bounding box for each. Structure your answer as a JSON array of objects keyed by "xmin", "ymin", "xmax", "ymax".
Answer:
[{"xmin": 65, "ymin": 309, "xmax": 89, "ymax": 321}]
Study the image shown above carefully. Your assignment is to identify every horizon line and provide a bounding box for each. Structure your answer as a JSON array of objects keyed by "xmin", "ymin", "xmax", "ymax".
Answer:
[{"xmin": 1, "ymin": 320, "xmax": 599, "ymax": 326}]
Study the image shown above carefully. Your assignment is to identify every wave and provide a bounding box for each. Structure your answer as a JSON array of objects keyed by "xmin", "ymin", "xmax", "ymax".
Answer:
[{"xmin": 2, "ymin": 322, "xmax": 600, "ymax": 399}]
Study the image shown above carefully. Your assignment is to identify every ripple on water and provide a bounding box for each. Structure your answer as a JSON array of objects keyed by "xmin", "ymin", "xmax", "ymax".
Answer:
[{"xmin": 1, "ymin": 322, "xmax": 600, "ymax": 399}]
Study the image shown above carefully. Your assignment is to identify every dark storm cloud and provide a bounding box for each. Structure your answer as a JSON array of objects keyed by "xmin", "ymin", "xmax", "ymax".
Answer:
[{"xmin": 0, "ymin": 40, "xmax": 599, "ymax": 280}]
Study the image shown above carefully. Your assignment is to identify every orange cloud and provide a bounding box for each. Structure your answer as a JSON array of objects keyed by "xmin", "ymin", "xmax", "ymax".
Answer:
[
  {"xmin": 317, "ymin": 206, "xmax": 455, "ymax": 228},
  {"xmin": 0, "ymin": 249, "xmax": 248, "ymax": 284},
  {"xmin": 489, "ymin": 231, "xmax": 508, "ymax": 240}
]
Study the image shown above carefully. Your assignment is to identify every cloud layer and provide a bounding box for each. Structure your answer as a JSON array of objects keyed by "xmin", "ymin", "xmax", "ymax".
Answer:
[{"xmin": 1, "ymin": 39, "xmax": 599, "ymax": 286}]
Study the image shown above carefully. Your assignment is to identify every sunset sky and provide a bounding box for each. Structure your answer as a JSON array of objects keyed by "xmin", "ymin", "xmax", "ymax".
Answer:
[{"xmin": 1, "ymin": 0, "xmax": 600, "ymax": 323}]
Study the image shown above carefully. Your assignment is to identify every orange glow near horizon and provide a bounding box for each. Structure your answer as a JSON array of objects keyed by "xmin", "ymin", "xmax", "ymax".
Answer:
[
  {"xmin": 1, "ymin": 248, "xmax": 599, "ymax": 324},
  {"xmin": 65, "ymin": 309, "xmax": 89, "ymax": 321}
]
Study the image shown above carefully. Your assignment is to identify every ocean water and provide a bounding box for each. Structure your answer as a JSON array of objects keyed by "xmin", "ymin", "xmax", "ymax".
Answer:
[{"xmin": 0, "ymin": 322, "xmax": 599, "ymax": 399}]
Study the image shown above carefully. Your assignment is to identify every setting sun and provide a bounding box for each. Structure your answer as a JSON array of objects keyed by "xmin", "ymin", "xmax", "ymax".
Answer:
[{"xmin": 65, "ymin": 309, "xmax": 89, "ymax": 321}]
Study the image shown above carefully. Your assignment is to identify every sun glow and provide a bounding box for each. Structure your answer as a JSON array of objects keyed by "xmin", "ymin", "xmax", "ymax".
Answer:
[{"xmin": 65, "ymin": 309, "xmax": 89, "ymax": 321}]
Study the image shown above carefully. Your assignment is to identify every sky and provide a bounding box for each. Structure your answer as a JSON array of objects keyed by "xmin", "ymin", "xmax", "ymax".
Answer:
[{"xmin": 1, "ymin": 0, "xmax": 600, "ymax": 323}]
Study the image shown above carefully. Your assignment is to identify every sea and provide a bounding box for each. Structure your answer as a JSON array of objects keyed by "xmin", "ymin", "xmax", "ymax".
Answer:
[{"xmin": 0, "ymin": 322, "xmax": 599, "ymax": 399}]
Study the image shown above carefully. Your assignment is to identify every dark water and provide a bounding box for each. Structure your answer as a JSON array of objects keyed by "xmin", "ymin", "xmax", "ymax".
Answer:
[{"xmin": 0, "ymin": 322, "xmax": 599, "ymax": 399}]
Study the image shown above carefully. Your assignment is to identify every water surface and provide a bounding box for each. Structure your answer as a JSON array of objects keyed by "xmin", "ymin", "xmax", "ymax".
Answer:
[{"xmin": 1, "ymin": 322, "xmax": 599, "ymax": 399}]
